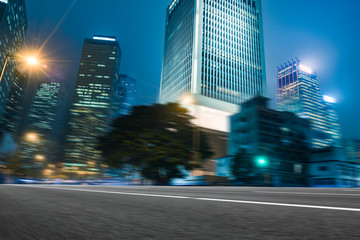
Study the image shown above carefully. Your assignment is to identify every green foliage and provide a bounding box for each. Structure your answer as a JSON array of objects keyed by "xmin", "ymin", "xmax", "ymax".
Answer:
[
  {"xmin": 231, "ymin": 149, "xmax": 255, "ymax": 184},
  {"xmin": 97, "ymin": 103, "xmax": 213, "ymax": 185}
]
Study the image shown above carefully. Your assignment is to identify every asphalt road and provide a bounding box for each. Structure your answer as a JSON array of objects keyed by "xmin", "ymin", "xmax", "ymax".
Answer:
[{"xmin": 0, "ymin": 185, "xmax": 360, "ymax": 240}]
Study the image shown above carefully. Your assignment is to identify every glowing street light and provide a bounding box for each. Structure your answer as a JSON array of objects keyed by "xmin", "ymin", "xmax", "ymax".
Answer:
[
  {"xmin": 25, "ymin": 56, "xmax": 39, "ymax": 66},
  {"xmin": 0, "ymin": 53, "xmax": 42, "ymax": 83}
]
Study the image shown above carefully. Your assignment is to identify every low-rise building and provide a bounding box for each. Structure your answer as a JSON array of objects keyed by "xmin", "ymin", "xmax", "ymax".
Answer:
[
  {"xmin": 308, "ymin": 147, "xmax": 359, "ymax": 187},
  {"xmin": 225, "ymin": 96, "xmax": 311, "ymax": 186}
]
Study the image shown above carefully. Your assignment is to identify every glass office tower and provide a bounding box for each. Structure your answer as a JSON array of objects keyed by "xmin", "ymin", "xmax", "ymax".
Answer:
[
  {"xmin": 111, "ymin": 74, "xmax": 136, "ymax": 117},
  {"xmin": 20, "ymin": 82, "xmax": 60, "ymax": 164},
  {"xmin": 0, "ymin": 0, "xmax": 27, "ymax": 123},
  {"xmin": 277, "ymin": 58, "xmax": 342, "ymax": 149},
  {"xmin": 160, "ymin": 0, "xmax": 266, "ymax": 132},
  {"xmin": 65, "ymin": 36, "xmax": 121, "ymax": 168},
  {"xmin": 2, "ymin": 70, "xmax": 26, "ymax": 139}
]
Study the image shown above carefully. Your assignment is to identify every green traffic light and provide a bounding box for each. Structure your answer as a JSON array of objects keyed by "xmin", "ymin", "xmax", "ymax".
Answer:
[{"xmin": 255, "ymin": 156, "xmax": 268, "ymax": 167}]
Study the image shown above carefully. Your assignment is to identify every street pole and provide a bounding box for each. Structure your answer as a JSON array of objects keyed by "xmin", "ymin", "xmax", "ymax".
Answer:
[{"xmin": 0, "ymin": 54, "xmax": 10, "ymax": 83}]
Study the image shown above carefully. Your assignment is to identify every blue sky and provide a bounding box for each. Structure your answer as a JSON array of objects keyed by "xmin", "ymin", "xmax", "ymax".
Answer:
[{"xmin": 25, "ymin": 0, "xmax": 360, "ymax": 138}]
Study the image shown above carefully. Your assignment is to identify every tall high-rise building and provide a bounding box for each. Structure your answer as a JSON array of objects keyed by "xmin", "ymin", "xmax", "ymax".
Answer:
[
  {"xmin": 160, "ymin": 0, "xmax": 266, "ymax": 132},
  {"xmin": 2, "ymin": 70, "xmax": 26, "ymax": 139},
  {"xmin": 0, "ymin": 0, "xmax": 27, "ymax": 122},
  {"xmin": 20, "ymin": 81, "xmax": 60, "ymax": 164},
  {"xmin": 277, "ymin": 58, "xmax": 342, "ymax": 149},
  {"xmin": 65, "ymin": 36, "xmax": 121, "ymax": 167},
  {"xmin": 111, "ymin": 74, "xmax": 136, "ymax": 117}
]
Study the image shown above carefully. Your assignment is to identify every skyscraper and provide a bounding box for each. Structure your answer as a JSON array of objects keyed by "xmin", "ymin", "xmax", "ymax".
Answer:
[
  {"xmin": 277, "ymin": 58, "xmax": 342, "ymax": 149},
  {"xmin": 160, "ymin": 0, "xmax": 266, "ymax": 132},
  {"xmin": 2, "ymin": 70, "xmax": 26, "ymax": 139},
  {"xmin": 65, "ymin": 36, "xmax": 121, "ymax": 167},
  {"xmin": 20, "ymin": 81, "xmax": 60, "ymax": 164},
  {"xmin": 111, "ymin": 74, "xmax": 136, "ymax": 117},
  {"xmin": 323, "ymin": 95, "xmax": 342, "ymax": 147},
  {"xmin": 0, "ymin": 0, "xmax": 27, "ymax": 122}
]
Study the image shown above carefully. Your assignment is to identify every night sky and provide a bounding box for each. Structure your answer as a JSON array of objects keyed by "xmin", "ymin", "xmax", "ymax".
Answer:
[{"xmin": 25, "ymin": 0, "xmax": 360, "ymax": 138}]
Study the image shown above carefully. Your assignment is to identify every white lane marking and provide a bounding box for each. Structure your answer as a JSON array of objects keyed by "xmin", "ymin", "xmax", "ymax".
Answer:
[
  {"xmin": 7, "ymin": 185, "xmax": 360, "ymax": 212},
  {"xmin": 254, "ymin": 191, "xmax": 360, "ymax": 197},
  {"xmin": 196, "ymin": 198, "xmax": 360, "ymax": 212}
]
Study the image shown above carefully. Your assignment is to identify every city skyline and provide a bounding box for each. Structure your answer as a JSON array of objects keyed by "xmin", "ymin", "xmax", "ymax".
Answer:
[
  {"xmin": 1, "ymin": 2, "xmax": 360, "ymax": 238},
  {"xmin": 23, "ymin": 0, "xmax": 360, "ymax": 139}
]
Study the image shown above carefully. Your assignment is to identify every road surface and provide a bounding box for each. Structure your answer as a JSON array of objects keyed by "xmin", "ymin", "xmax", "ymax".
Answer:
[{"xmin": 0, "ymin": 185, "xmax": 359, "ymax": 239}]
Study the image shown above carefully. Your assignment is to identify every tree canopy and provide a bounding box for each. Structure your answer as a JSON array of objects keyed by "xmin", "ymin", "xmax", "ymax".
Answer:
[{"xmin": 97, "ymin": 103, "xmax": 212, "ymax": 185}]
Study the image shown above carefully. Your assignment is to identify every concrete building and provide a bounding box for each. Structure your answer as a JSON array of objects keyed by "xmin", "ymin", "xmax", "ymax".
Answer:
[
  {"xmin": 65, "ymin": 35, "xmax": 121, "ymax": 170},
  {"xmin": 343, "ymin": 139, "xmax": 360, "ymax": 163},
  {"xmin": 277, "ymin": 58, "xmax": 342, "ymax": 149},
  {"xmin": 160, "ymin": 0, "xmax": 266, "ymax": 175},
  {"xmin": 225, "ymin": 96, "xmax": 310, "ymax": 186},
  {"xmin": 308, "ymin": 147, "xmax": 359, "ymax": 187},
  {"xmin": 0, "ymin": 0, "xmax": 27, "ymax": 122},
  {"xmin": 160, "ymin": 0, "xmax": 266, "ymax": 132}
]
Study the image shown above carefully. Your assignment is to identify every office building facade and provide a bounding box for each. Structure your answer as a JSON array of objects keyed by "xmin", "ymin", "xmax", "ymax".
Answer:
[
  {"xmin": 277, "ymin": 58, "xmax": 342, "ymax": 149},
  {"xmin": 2, "ymin": 70, "xmax": 26, "ymax": 139},
  {"xmin": 20, "ymin": 82, "xmax": 60, "ymax": 165},
  {"xmin": 0, "ymin": 0, "xmax": 27, "ymax": 122},
  {"xmin": 111, "ymin": 74, "xmax": 136, "ymax": 118},
  {"xmin": 160, "ymin": 0, "xmax": 266, "ymax": 132},
  {"xmin": 65, "ymin": 36, "xmax": 121, "ymax": 169},
  {"xmin": 308, "ymin": 147, "xmax": 359, "ymax": 187},
  {"xmin": 343, "ymin": 139, "xmax": 360, "ymax": 163},
  {"xmin": 227, "ymin": 96, "xmax": 310, "ymax": 186}
]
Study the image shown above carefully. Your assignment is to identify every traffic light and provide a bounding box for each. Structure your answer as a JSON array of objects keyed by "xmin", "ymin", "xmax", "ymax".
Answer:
[{"xmin": 255, "ymin": 156, "xmax": 268, "ymax": 167}]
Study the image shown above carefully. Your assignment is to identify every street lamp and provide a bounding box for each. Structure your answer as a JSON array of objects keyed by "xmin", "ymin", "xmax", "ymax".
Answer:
[{"xmin": 0, "ymin": 53, "xmax": 41, "ymax": 83}]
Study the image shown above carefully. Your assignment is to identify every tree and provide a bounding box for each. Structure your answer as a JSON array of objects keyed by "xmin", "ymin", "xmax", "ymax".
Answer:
[
  {"xmin": 231, "ymin": 149, "xmax": 255, "ymax": 184},
  {"xmin": 97, "ymin": 103, "xmax": 212, "ymax": 185}
]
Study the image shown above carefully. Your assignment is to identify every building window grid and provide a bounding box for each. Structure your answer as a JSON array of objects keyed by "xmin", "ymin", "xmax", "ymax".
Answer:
[{"xmin": 201, "ymin": 0, "xmax": 262, "ymax": 104}]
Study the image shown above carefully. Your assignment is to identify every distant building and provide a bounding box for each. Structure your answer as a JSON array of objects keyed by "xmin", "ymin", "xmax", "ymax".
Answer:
[
  {"xmin": 111, "ymin": 74, "xmax": 136, "ymax": 118},
  {"xmin": 0, "ymin": 0, "xmax": 27, "ymax": 122},
  {"xmin": 65, "ymin": 36, "xmax": 121, "ymax": 170},
  {"xmin": 226, "ymin": 96, "xmax": 310, "ymax": 186},
  {"xmin": 2, "ymin": 70, "xmax": 26, "ymax": 140},
  {"xmin": 277, "ymin": 58, "xmax": 342, "ymax": 149},
  {"xmin": 343, "ymin": 139, "xmax": 360, "ymax": 163},
  {"xmin": 308, "ymin": 147, "xmax": 359, "ymax": 187},
  {"xmin": 20, "ymin": 82, "xmax": 60, "ymax": 164}
]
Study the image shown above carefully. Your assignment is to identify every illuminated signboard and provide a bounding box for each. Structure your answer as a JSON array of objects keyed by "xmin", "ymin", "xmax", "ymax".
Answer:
[{"xmin": 93, "ymin": 36, "xmax": 116, "ymax": 42}]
